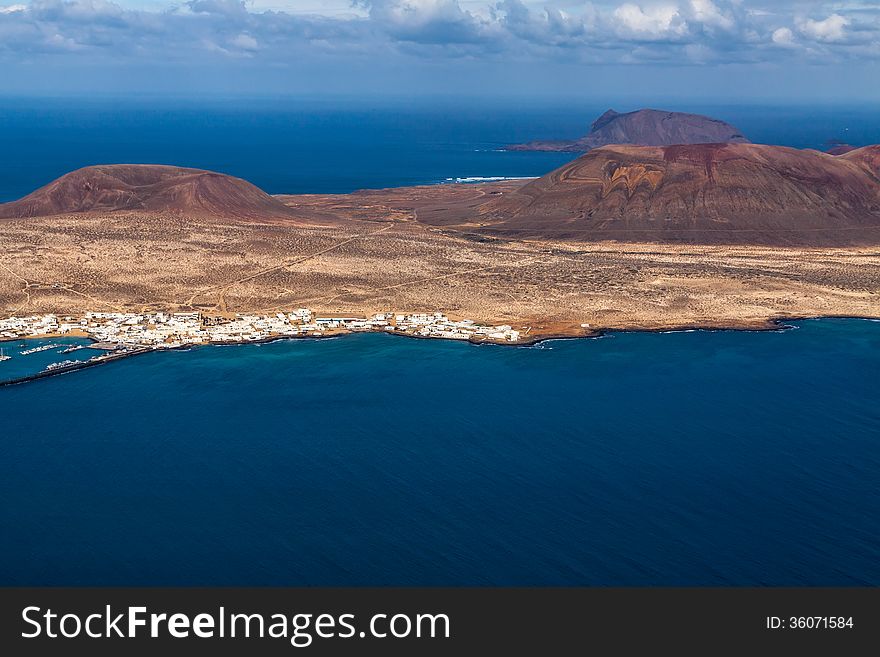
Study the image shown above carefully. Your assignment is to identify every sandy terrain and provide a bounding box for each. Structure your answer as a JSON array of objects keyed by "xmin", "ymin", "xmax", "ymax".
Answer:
[{"xmin": 1, "ymin": 181, "xmax": 878, "ymax": 339}]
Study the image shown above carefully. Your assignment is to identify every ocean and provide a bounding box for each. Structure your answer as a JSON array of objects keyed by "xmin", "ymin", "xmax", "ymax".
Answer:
[
  {"xmin": 1, "ymin": 320, "xmax": 878, "ymax": 585},
  {"xmin": 1, "ymin": 98, "xmax": 879, "ymax": 201},
  {"xmin": 1, "ymin": 99, "xmax": 879, "ymax": 585}
]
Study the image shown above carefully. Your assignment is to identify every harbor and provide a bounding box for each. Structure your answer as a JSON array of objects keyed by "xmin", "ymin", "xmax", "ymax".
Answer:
[{"xmin": 0, "ymin": 344, "xmax": 151, "ymax": 387}]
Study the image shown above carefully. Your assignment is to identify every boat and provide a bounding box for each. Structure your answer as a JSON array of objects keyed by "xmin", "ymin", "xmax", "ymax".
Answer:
[
  {"xmin": 20, "ymin": 344, "xmax": 56, "ymax": 355},
  {"xmin": 58, "ymin": 345, "xmax": 84, "ymax": 354},
  {"xmin": 44, "ymin": 359, "xmax": 80, "ymax": 371},
  {"xmin": 0, "ymin": 347, "xmax": 10, "ymax": 362}
]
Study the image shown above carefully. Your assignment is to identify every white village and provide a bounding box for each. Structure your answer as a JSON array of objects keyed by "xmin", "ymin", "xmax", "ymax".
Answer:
[{"xmin": 0, "ymin": 309, "xmax": 524, "ymax": 380}]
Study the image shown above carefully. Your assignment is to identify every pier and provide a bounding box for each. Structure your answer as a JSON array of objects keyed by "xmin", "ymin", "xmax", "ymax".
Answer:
[{"xmin": 0, "ymin": 347, "xmax": 152, "ymax": 388}]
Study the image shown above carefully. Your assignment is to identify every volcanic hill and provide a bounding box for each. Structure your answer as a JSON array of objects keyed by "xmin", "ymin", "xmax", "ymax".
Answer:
[
  {"xmin": 0, "ymin": 165, "xmax": 303, "ymax": 221},
  {"xmin": 452, "ymin": 143, "xmax": 880, "ymax": 245},
  {"xmin": 508, "ymin": 108, "xmax": 749, "ymax": 152}
]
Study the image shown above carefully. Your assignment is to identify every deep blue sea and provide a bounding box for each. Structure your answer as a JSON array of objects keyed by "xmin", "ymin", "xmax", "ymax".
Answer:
[
  {"xmin": 1, "ymin": 320, "xmax": 878, "ymax": 585},
  {"xmin": 1, "ymin": 98, "xmax": 879, "ymax": 201},
  {"xmin": 1, "ymin": 99, "xmax": 879, "ymax": 585}
]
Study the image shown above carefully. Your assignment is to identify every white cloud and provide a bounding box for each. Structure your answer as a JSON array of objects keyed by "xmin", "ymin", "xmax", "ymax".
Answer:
[
  {"xmin": 689, "ymin": 0, "xmax": 734, "ymax": 30},
  {"xmin": 229, "ymin": 31, "xmax": 257, "ymax": 50},
  {"xmin": 771, "ymin": 26, "xmax": 794, "ymax": 46},
  {"xmin": 496, "ymin": 0, "xmax": 591, "ymax": 46},
  {"xmin": 797, "ymin": 13, "xmax": 849, "ymax": 42},
  {"xmin": 0, "ymin": 0, "xmax": 877, "ymax": 70},
  {"xmin": 612, "ymin": 3, "xmax": 687, "ymax": 37}
]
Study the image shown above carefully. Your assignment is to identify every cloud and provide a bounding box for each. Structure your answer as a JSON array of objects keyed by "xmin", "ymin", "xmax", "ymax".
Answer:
[
  {"xmin": 0, "ymin": 0, "xmax": 369, "ymax": 59},
  {"xmin": 612, "ymin": 3, "xmax": 687, "ymax": 38},
  {"xmin": 688, "ymin": 0, "xmax": 734, "ymax": 30},
  {"xmin": 494, "ymin": 0, "xmax": 591, "ymax": 47},
  {"xmin": 771, "ymin": 26, "xmax": 795, "ymax": 46},
  {"xmin": 0, "ymin": 0, "xmax": 878, "ymax": 74},
  {"xmin": 186, "ymin": 0, "xmax": 248, "ymax": 16},
  {"xmin": 357, "ymin": 0, "xmax": 493, "ymax": 44},
  {"xmin": 797, "ymin": 13, "xmax": 849, "ymax": 42}
]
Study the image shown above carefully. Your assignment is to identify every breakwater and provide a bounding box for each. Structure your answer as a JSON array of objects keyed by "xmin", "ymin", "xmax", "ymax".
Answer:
[{"xmin": 0, "ymin": 347, "xmax": 151, "ymax": 387}]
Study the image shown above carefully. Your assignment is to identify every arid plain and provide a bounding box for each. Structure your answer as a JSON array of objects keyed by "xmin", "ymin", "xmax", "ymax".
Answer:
[{"xmin": 1, "ymin": 176, "xmax": 878, "ymax": 340}]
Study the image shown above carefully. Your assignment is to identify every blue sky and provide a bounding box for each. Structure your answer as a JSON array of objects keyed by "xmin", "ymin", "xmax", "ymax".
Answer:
[{"xmin": 1, "ymin": 1, "xmax": 878, "ymax": 101}]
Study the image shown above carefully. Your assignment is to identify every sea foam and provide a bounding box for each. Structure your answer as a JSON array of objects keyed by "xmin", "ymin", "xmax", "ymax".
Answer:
[{"xmin": 444, "ymin": 176, "xmax": 534, "ymax": 184}]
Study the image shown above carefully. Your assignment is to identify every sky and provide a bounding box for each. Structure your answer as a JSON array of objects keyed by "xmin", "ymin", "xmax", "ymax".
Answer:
[{"xmin": 0, "ymin": 0, "xmax": 878, "ymax": 101}]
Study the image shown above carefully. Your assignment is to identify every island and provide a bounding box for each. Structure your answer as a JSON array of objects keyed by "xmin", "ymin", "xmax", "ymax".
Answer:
[
  {"xmin": 1, "ymin": 144, "xmax": 879, "ymax": 380},
  {"xmin": 506, "ymin": 108, "xmax": 749, "ymax": 152}
]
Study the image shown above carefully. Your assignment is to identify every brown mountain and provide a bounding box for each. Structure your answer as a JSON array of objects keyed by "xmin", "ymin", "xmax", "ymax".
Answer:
[
  {"xmin": 463, "ymin": 143, "xmax": 880, "ymax": 245},
  {"xmin": 507, "ymin": 108, "xmax": 749, "ymax": 152},
  {"xmin": 0, "ymin": 164, "xmax": 302, "ymax": 221}
]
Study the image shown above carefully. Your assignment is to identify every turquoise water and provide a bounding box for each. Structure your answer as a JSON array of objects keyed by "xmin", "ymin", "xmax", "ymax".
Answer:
[{"xmin": 1, "ymin": 319, "xmax": 878, "ymax": 585}]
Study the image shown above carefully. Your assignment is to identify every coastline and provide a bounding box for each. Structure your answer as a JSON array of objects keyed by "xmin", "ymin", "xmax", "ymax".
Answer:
[{"xmin": 2, "ymin": 314, "xmax": 877, "ymax": 388}]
